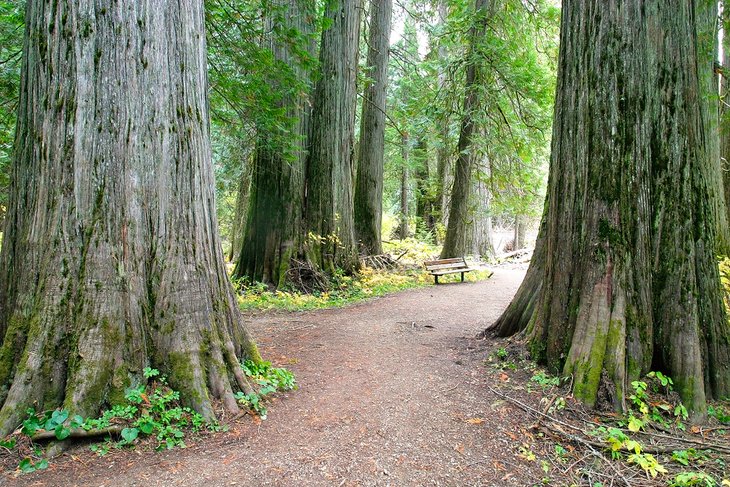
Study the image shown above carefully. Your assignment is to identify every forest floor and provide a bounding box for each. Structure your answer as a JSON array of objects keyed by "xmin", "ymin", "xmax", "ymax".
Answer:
[{"xmin": 5, "ymin": 266, "xmax": 725, "ymax": 486}]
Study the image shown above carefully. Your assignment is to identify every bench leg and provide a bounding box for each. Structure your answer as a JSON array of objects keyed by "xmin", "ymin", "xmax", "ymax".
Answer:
[
  {"xmin": 461, "ymin": 272, "xmax": 464, "ymax": 282},
  {"xmin": 434, "ymin": 275, "xmax": 439, "ymax": 285}
]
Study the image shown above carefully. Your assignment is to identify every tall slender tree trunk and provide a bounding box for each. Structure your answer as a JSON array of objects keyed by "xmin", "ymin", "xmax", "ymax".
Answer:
[
  {"xmin": 304, "ymin": 0, "xmax": 362, "ymax": 274},
  {"xmin": 414, "ymin": 137, "xmax": 436, "ymax": 237},
  {"xmin": 514, "ymin": 0, "xmax": 729, "ymax": 414},
  {"xmin": 397, "ymin": 133, "xmax": 410, "ymax": 239},
  {"xmin": 354, "ymin": 0, "xmax": 392, "ymax": 256},
  {"xmin": 0, "ymin": 0, "xmax": 260, "ymax": 436},
  {"xmin": 721, "ymin": 4, "xmax": 730, "ymax": 233},
  {"xmin": 434, "ymin": 0, "xmax": 451, "ymax": 231},
  {"xmin": 228, "ymin": 151, "xmax": 252, "ymax": 262},
  {"xmin": 233, "ymin": 0, "xmax": 314, "ymax": 287},
  {"xmin": 697, "ymin": 0, "xmax": 730, "ymax": 254},
  {"xmin": 441, "ymin": 0, "xmax": 490, "ymax": 258}
]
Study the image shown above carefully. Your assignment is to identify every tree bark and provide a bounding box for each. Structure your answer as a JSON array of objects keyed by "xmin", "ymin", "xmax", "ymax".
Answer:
[
  {"xmin": 233, "ymin": 0, "xmax": 314, "ymax": 287},
  {"xmin": 354, "ymin": 0, "xmax": 392, "ymax": 256},
  {"xmin": 441, "ymin": 0, "xmax": 490, "ymax": 258},
  {"xmin": 520, "ymin": 0, "xmax": 729, "ymax": 415},
  {"xmin": 0, "ymin": 0, "xmax": 260, "ymax": 436},
  {"xmin": 304, "ymin": 0, "xmax": 362, "ymax": 274}
]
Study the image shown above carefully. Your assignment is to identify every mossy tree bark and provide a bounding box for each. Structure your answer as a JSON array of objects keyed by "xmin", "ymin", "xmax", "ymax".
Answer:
[
  {"xmin": 354, "ymin": 0, "xmax": 392, "ymax": 256},
  {"xmin": 232, "ymin": 0, "xmax": 315, "ymax": 287},
  {"xmin": 500, "ymin": 0, "xmax": 730, "ymax": 415},
  {"xmin": 304, "ymin": 0, "xmax": 362, "ymax": 274},
  {"xmin": 0, "ymin": 0, "xmax": 261, "ymax": 437},
  {"xmin": 441, "ymin": 0, "xmax": 490, "ymax": 258}
]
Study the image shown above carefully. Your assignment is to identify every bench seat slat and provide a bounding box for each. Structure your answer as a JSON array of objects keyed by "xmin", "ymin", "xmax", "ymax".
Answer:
[
  {"xmin": 423, "ymin": 258, "xmax": 464, "ymax": 266},
  {"xmin": 425, "ymin": 263, "xmax": 470, "ymax": 271}
]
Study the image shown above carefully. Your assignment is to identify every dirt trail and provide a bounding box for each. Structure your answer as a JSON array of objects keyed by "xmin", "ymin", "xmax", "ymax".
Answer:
[{"xmin": 13, "ymin": 268, "xmax": 547, "ymax": 487}]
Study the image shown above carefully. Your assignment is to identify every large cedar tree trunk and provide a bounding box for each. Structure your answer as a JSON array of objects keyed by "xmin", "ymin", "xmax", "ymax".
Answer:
[
  {"xmin": 502, "ymin": 0, "xmax": 730, "ymax": 414},
  {"xmin": 304, "ymin": 0, "xmax": 362, "ymax": 274},
  {"xmin": 0, "ymin": 0, "xmax": 260, "ymax": 436},
  {"xmin": 354, "ymin": 0, "xmax": 392, "ymax": 256},
  {"xmin": 440, "ymin": 0, "xmax": 490, "ymax": 258},
  {"xmin": 233, "ymin": 0, "xmax": 314, "ymax": 287}
]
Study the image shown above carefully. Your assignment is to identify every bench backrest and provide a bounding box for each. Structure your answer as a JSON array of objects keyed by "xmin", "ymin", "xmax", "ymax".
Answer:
[{"xmin": 424, "ymin": 257, "xmax": 468, "ymax": 271}]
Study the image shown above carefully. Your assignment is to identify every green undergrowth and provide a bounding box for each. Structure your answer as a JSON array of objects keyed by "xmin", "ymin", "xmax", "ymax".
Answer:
[
  {"xmin": 0, "ymin": 363, "xmax": 295, "ymax": 475},
  {"xmin": 237, "ymin": 264, "xmax": 494, "ymax": 311},
  {"xmin": 235, "ymin": 238, "xmax": 494, "ymax": 311},
  {"xmin": 236, "ymin": 266, "xmax": 431, "ymax": 311},
  {"xmin": 488, "ymin": 351, "xmax": 730, "ymax": 486}
]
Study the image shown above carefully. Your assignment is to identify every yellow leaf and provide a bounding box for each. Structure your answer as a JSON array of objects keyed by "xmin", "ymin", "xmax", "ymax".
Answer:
[
  {"xmin": 722, "ymin": 480, "xmax": 730, "ymax": 486},
  {"xmin": 466, "ymin": 418, "xmax": 485, "ymax": 425}
]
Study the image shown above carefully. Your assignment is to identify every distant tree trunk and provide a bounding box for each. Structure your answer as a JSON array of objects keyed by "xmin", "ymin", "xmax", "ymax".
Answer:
[
  {"xmin": 513, "ymin": 216, "xmax": 526, "ymax": 250},
  {"xmin": 0, "ymin": 0, "xmax": 261, "ymax": 436},
  {"xmin": 469, "ymin": 170, "xmax": 495, "ymax": 260},
  {"xmin": 305, "ymin": 0, "xmax": 362, "ymax": 274},
  {"xmin": 441, "ymin": 0, "xmax": 490, "ymax": 258},
  {"xmin": 697, "ymin": 0, "xmax": 730, "ymax": 254},
  {"xmin": 502, "ymin": 0, "xmax": 729, "ymax": 414},
  {"xmin": 486, "ymin": 214, "xmax": 546, "ymax": 338},
  {"xmin": 233, "ymin": 0, "xmax": 314, "ymax": 286},
  {"xmin": 354, "ymin": 0, "xmax": 392, "ymax": 256},
  {"xmin": 414, "ymin": 138, "xmax": 436, "ymax": 237},
  {"xmin": 228, "ymin": 152, "xmax": 252, "ymax": 262},
  {"xmin": 397, "ymin": 133, "xmax": 410, "ymax": 239}
]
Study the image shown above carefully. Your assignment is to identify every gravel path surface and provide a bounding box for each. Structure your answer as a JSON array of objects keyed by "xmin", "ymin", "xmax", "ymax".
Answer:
[{"xmin": 10, "ymin": 268, "xmax": 548, "ymax": 487}]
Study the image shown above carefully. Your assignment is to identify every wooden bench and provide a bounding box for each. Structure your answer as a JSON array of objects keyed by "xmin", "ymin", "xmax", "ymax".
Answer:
[{"xmin": 423, "ymin": 257, "xmax": 475, "ymax": 284}]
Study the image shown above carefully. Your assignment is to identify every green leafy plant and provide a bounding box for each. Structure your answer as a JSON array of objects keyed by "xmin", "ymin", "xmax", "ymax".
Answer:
[
  {"xmin": 17, "ymin": 457, "xmax": 48, "ymax": 474},
  {"xmin": 627, "ymin": 452, "xmax": 668, "ymax": 478},
  {"xmin": 708, "ymin": 405, "xmax": 730, "ymax": 424},
  {"xmin": 235, "ymin": 360, "xmax": 297, "ymax": 419},
  {"xmin": 669, "ymin": 471, "xmax": 717, "ymax": 487}
]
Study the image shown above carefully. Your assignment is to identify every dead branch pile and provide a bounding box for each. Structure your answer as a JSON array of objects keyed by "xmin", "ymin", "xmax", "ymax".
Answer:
[
  {"xmin": 359, "ymin": 251, "xmax": 408, "ymax": 270},
  {"xmin": 285, "ymin": 258, "xmax": 330, "ymax": 294},
  {"xmin": 489, "ymin": 385, "xmax": 730, "ymax": 486}
]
